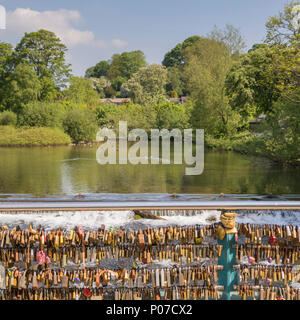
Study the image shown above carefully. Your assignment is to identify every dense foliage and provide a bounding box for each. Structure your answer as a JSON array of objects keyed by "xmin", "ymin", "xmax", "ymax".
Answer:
[{"xmin": 0, "ymin": 2, "xmax": 298, "ymax": 164}]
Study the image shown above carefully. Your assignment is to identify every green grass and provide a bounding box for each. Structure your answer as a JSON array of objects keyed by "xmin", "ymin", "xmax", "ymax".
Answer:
[{"xmin": 0, "ymin": 126, "xmax": 72, "ymax": 146}]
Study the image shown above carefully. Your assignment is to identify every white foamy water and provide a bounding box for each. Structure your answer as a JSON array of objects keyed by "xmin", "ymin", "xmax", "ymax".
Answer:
[
  {"xmin": 0, "ymin": 209, "xmax": 299, "ymax": 230},
  {"xmin": 235, "ymin": 210, "xmax": 300, "ymax": 225}
]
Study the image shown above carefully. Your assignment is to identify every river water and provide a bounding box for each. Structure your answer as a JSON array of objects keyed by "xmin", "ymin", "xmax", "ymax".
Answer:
[{"xmin": 0, "ymin": 145, "xmax": 299, "ymax": 199}]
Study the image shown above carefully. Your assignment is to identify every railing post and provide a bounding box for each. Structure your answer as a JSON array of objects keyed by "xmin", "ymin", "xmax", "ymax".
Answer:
[
  {"xmin": 218, "ymin": 233, "xmax": 238, "ymax": 300},
  {"xmin": 216, "ymin": 211, "xmax": 238, "ymax": 300}
]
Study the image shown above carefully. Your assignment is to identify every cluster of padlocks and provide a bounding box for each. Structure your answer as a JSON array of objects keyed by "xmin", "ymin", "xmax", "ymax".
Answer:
[
  {"xmin": 233, "ymin": 223, "xmax": 300, "ymax": 300},
  {"xmin": 0, "ymin": 223, "xmax": 223, "ymax": 300},
  {"xmin": 0, "ymin": 219, "xmax": 299, "ymax": 300}
]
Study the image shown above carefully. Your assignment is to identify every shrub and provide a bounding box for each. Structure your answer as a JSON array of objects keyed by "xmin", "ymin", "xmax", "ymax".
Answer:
[
  {"xmin": 63, "ymin": 108, "xmax": 99, "ymax": 143},
  {"xmin": 105, "ymin": 103, "xmax": 157, "ymax": 133},
  {"xmin": 155, "ymin": 102, "xmax": 190, "ymax": 130},
  {"xmin": 0, "ymin": 126, "xmax": 71, "ymax": 146},
  {"xmin": 18, "ymin": 102, "xmax": 67, "ymax": 128},
  {"xmin": 95, "ymin": 103, "xmax": 114, "ymax": 127},
  {"xmin": 0, "ymin": 111, "xmax": 17, "ymax": 126}
]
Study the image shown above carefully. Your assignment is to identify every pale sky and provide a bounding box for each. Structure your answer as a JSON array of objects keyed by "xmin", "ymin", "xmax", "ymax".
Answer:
[{"xmin": 0, "ymin": 0, "xmax": 291, "ymax": 76}]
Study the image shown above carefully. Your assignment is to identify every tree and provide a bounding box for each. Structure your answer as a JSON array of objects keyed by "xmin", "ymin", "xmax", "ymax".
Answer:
[
  {"xmin": 225, "ymin": 46, "xmax": 283, "ymax": 116},
  {"xmin": 0, "ymin": 64, "xmax": 41, "ymax": 113},
  {"xmin": 90, "ymin": 76, "xmax": 111, "ymax": 96},
  {"xmin": 107, "ymin": 50, "xmax": 147, "ymax": 80},
  {"xmin": 265, "ymin": 1, "xmax": 300, "ymax": 45},
  {"xmin": 63, "ymin": 77, "xmax": 99, "ymax": 106},
  {"xmin": 85, "ymin": 60, "xmax": 110, "ymax": 78},
  {"xmin": 121, "ymin": 64, "xmax": 168, "ymax": 105},
  {"xmin": 166, "ymin": 67, "xmax": 183, "ymax": 96},
  {"xmin": 207, "ymin": 24, "xmax": 246, "ymax": 57},
  {"xmin": 15, "ymin": 29, "xmax": 71, "ymax": 91},
  {"xmin": 162, "ymin": 36, "xmax": 201, "ymax": 68},
  {"xmin": 264, "ymin": 2, "xmax": 299, "ymax": 104},
  {"xmin": 183, "ymin": 38, "xmax": 243, "ymax": 136},
  {"xmin": 0, "ymin": 42, "xmax": 13, "ymax": 76},
  {"xmin": 271, "ymin": 45, "xmax": 299, "ymax": 103},
  {"xmin": 248, "ymin": 43, "xmax": 269, "ymax": 52},
  {"xmin": 263, "ymin": 99, "xmax": 300, "ymax": 164},
  {"xmin": 111, "ymin": 76, "xmax": 127, "ymax": 91},
  {"xmin": 0, "ymin": 42, "xmax": 14, "ymax": 109}
]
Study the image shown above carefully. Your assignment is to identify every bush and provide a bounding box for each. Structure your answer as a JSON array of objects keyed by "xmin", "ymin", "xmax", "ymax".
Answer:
[
  {"xmin": 155, "ymin": 102, "xmax": 190, "ymax": 130},
  {"xmin": 95, "ymin": 103, "xmax": 114, "ymax": 127},
  {"xmin": 18, "ymin": 102, "xmax": 67, "ymax": 128},
  {"xmin": 0, "ymin": 111, "xmax": 17, "ymax": 126},
  {"xmin": 0, "ymin": 126, "xmax": 71, "ymax": 146},
  {"xmin": 63, "ymin": 108, "xmax": 99, "ymax": 143},
  {"xmin": 205, "ymin": 132, "xmax": 265, "ymax": 153},
  {"xmin": 105, "ymin": 103, "xmax": 157, "ymax": 133}
]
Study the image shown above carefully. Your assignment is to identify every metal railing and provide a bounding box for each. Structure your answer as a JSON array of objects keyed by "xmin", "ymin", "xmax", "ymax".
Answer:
[{"xmin": 0, "ymin": 200, "xmax": 300, "ymax": 211}]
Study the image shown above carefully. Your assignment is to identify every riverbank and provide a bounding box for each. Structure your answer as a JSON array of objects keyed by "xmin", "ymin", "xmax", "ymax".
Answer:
[
  {"xmin": 1, "ymin": 125, "xmax": 299, "ymax": 167},
  {"xmin": 0, "ymin": 126, "xmax": 71, "ymax": 146},
  {"xmin": 206, "ymin": 133, "xmax": 300, "ymax": 167}
]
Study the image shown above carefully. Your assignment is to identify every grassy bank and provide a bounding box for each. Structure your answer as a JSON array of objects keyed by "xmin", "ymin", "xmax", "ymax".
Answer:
[
  {"xmin": 206, "ymin": 133, "xmax": 300, "ymax": 166},
  {"xmin": 0, "ymin": 126, "xmax": 71, "ymax": 146}
]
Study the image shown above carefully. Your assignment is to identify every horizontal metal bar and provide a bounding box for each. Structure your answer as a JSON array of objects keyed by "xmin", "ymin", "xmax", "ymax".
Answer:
[{"xmin": 0, "ymin": 200, "xmax": 300, "ymax": 211}]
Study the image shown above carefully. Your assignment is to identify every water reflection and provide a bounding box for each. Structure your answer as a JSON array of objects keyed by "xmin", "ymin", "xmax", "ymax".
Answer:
[{"xmin": 0, "ymin": 145, "xmax": 299, "ymax": 196}]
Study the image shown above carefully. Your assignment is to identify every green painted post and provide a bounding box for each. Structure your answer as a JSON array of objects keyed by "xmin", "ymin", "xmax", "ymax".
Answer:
[{"xmin": 217, "ymin": 228, "xmax": 238, "ymax": 300}]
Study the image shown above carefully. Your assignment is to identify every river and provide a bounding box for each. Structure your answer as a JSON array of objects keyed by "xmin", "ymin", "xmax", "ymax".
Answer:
[{"xmin": 0, "ymin": 145, "xmax": 299, "ymax": 199}]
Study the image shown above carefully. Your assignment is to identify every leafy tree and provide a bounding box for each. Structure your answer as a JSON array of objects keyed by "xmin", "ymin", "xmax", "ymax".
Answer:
[
  {"xmin": 271, "ymin": 44, "xmax": 299, "ymax": 103},
  {"xmin": 0, "ymin": 42, "xmax": 14, "ymax": 109},
  {"xmin": 264, "ymin": 2, "xmax": 299, "ymax": 103},
  {"xmin": 265, "ymin": 1, "xmax": 300, "ymax": 45},
  {"xmin": 162, "ymin": 36, "xmax": 201, "ymax": 68},
  {"xmin": 183, "ymin": 38, "xmax": 243, "ymax": 136},
  {"xmin": 63, "ymin": 108, "xmax": 98, "ymax": 143},
  {"xmin": 111, "ymin": 76, "xmax": 127, "ymax": 91},
  {"xmin": 63, "ymin": 77, "xmax": 99, "ymax": 106},
  {"xmin": 225, "ymin": 46, "xmax": 283, "ymax": 116},
  {"xmin": 121, "ymin": 64, "xmax": 168, "ymax": 105},
  {"xmin": 0, "ymin": 64, "xmax": 41, "ymax": 113},
  {"xmin": 0, "ymin": 42, "xmax": 13, "ymax": 76},
  {"xmin": 207, "ymin": 24, "xmax": 246, "ymax": 57},
  {"xmin": 107, "ymin": 50, "xmax": 147, "ymax": 81},
  {"xmin": 262, "ymin": 99, "xmax": 300, "ymax": 164},
  {"xmin": 166, "ymin": 67, "xmax": 183, "ymax": 96},
  {"xmin": 15, "ymin": 29, "xmax": 71, "ymax": 92},
  {"xmin": 90, "ymin": 76, "xmax": 111, "ymax": 96},
  {"xmin": 248, "ymin": 43, "xmax": 269, "ymax": 52},
  {"xmin": 85, "ymin": 60, "xmax": 110, "ymax": 78},
  {"xmin": 104, "ymin": 85, "xmax": 117, "ymax": 98}
]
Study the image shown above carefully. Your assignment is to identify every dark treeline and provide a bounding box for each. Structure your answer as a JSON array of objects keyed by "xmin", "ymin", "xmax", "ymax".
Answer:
[{"xmin": 0, "ymin": 2, "xmax": 299, "ymax": 165}]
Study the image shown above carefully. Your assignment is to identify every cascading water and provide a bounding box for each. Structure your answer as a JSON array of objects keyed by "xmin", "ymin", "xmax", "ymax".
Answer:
[{"xmin": 0, "ymin": 209, "xmax": 299, "ymax": 231}]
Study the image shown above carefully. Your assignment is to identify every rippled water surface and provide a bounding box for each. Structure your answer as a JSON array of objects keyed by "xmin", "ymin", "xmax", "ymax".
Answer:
[{"xmin": 0, "ymin": 145, "xmax": 299, "ymax": 199}]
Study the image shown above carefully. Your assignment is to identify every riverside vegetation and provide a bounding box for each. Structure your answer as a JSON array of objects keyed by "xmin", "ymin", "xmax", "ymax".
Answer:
[{"xmin": 0, "ymin": 2, "xmax": 299, "ymax": 165}]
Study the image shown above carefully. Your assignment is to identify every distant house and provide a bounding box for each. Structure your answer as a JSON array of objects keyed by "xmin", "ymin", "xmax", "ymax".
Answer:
[
  {"xmin": 168, "ymin": 97, "xmax": 188, "ymax": 104},
  {"xmin": 100, "ymin": 98, "xmax": 131, "ymax": 105}
]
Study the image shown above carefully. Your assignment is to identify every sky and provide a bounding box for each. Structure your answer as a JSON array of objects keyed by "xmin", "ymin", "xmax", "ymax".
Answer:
[{"xmin": 0, "ymin": 0, "xmax": 291, "ymax": 76}]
